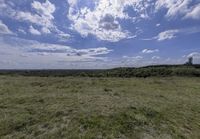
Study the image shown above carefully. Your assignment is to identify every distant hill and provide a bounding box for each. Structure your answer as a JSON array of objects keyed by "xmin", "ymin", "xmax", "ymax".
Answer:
[{"xmin": 0, "ymin": 64, "xmax": 200, "ymax": 77}]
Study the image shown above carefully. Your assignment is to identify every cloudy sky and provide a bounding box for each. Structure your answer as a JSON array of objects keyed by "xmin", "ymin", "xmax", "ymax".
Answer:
[{"xmin": 0, "ymin": 0, "xmax": 200, "ymax": 69}]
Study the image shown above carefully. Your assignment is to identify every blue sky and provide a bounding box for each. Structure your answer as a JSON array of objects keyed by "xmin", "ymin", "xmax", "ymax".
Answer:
[{"xmin": 0, "ymin": 0, "xmax": 200, "ymax": 69}]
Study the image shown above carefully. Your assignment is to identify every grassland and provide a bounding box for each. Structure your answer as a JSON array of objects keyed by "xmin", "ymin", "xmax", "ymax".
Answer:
[{"xmin": 0, "ymin": 76, "xmax": 200, "ymax": 139}]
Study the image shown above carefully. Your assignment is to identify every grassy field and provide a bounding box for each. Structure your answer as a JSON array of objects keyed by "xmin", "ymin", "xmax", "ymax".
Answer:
[{"xmin": 0, "ymin": 76, "xmax": 200, "ymax": 139}]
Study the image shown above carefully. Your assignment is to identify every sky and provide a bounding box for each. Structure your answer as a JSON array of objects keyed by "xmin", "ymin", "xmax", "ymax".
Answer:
[{"xmin": 0, "ymin": 0, "xmax": 200, "ymax": 69}]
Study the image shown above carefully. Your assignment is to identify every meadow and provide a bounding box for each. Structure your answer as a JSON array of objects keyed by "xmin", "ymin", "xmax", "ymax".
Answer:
[{"xmin": 0, "ymin": 75, "xmax": 200, "ymax": 139}]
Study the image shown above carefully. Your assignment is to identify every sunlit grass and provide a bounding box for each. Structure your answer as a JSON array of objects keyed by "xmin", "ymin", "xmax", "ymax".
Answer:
[{"xmin": 0, "ymin": 76, "xmax": 200, "ymax": 138}]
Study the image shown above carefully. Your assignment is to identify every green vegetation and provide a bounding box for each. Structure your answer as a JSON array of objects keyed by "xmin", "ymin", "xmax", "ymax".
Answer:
[
  {"xmin": 0, "ymin": 76, "xmax": 200, "ymax": 138},
  {"xmin": 1, "ymin": 65, "xmax": 200, "ymax": 77}
]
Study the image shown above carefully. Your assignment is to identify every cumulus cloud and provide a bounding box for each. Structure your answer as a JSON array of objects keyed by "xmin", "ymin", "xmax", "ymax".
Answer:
[
  {"xmin": 31, "ymin": 0, "xmax": 55, "ymax": 19},
  {"xmin": 29, "ymin": 26, "xmax": 41, "ymax": 35},
  {"xmin": 142, "ymin": 29, "xmax": 179, "ymax": 41},
  {"xmin": 0, "ymin": 20, "xmax": 13, "ymax": 35},
  {"xmin": 142, "ymin": 49, "xmax": 159, "ymax": 54},
  {"xmin": 68, "ymin": 10, "xmax": 130, "ymax": 42},
  {"xmin": 67, "ymin": 0, "xmax": 200, "ymax": 43},
  {"xmin": 156, "ymin": 0, "xmax": 200, "ymax": 20},
  {"xmin": 1, "ymin": 0, "xmax": 199, "ymax": 42},
  {"xmin": 184, "ymin": 4, "xmax": 200, "ymax": 20},
  {"xmin": 143, "ymin": 26, "xmax": 200, "ymax": 41},
  {"xmin": 0, "ymin": 0, "xmax": 16, "ymax": 17},
  {"xmin": 67, "ymin": 0, "xmax": 154, "ymax": 42},
  {"xmin": 0, "ymin": 0, "xmax": 70, "ymax": 39},
  {"xmin": 156, "ymin": 29, "xmax": 179, "ymax": 41},
  {"xmin": 145, "ymin": 27, "xmax": 200, "ymax": 41},
  {"xmin": 15, "ymin": 0, "xmax": 55, "ymax": 28},
  {"xmin": 41, "ymin": 27, "xmax": 51, "ymax": 34}
]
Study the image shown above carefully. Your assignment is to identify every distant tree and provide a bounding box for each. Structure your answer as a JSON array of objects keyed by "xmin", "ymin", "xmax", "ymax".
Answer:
[{"xmin": 185, "ymin": 57, "xmax": 193, "ymax": 65}]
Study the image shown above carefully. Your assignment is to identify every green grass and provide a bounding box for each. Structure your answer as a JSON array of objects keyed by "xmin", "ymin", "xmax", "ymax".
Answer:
[{"xmin": 0, "ymin": 76, "xmax": 200, "ymax": 139}]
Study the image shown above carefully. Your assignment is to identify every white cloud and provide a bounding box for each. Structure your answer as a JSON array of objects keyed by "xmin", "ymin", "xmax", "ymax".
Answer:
[
  {"xmin": 57, "ymin": 32, "xmax": 71, "ymax": 40},
  {"xmin": 185, "ymin": 4, "xmax": 200, "ymax": 20},
  {"xmin": 185, "ymin": 52, "xmax": 200, "ymax": 64},
  {"xmin": 187, "ymin": 52, "xmax": 200, "ymax": 58},
  {"xmin": 41, "ymin": 27, "xmax": 51, "ymax": 34},
  {"xmin": 0, "ymin": 20, "xmax": 13, "ymax": 35},
  {"xmin": 1, "ymin": 37, "xmax": 198, "ymax": 69},
  {"xmin": 156, "ymin": 0, "xmax": 190, "ymax": 18},
  {"xmin": 121, "ymin": 55, "xmax": 146, "ymax": 67},
  {"xmin": 142, "ymin": 49, "xmax": 159, "ymax": 54},
  {"xmin": 143, "ymin": 26, "xmax": 200, "ymax": 41},
  {"xmin": 0, "ymin": 36, "xmax": 113, "ymax": 69},
  {"xmin": 157, "ymin": 27, "xmax": 200, "ymax": 41},
  {"xmin": 15, "ymin": 0, "xmax": 55, "ymax": 28},
  {"xmin": 152, "ymin": 56, "xmax": 160, "ymax": 60},
  {"xmin": 0, "ymin": 0, "xmax": 71, "ymax": 39},
  {"xmin": 31, "ymin": 0, "xmax": 55, "ymax": 19},
  {"xmin": 142, "ymin": 29, "xmax": 179, "ymax": 41},
  {"xmin": 0, "ymin": 0, "xmax": 7, "ymax": 9},
  {"xmin": 18, "ymin": 28, "xmax": 26, "ymax": 34},
  {"xmin": 156, "ymin": 0, "xmax": 200, "ymax": 20},
  {"xmin": 29, "ymin": 43, "xmax": 112, "ymax": 58},
  {"xmin": 0, "ymin": 0, "xmax": 16, "ymax": 17},
  {"xmin": 156, "ymin": 29, "xmax": 179, "ymax": 41},
  {"xmin": 29, "ymin": 26, "xmax": 41, "ymax": 35},
  {"xmin": 122, "ymin": 55, "xmax": 143, "ymax": 61},
  {"xmin": 0, "ymin": 36, "xmax": 112, "ymax": 64},
  {"xmin": 67, "ymin": 0, "xmax": 154, "ymax": 42},
  {"xmin": 156, "ymin": 23, "xmax": 161, "ymax": 27},
  {"xmin": 15, "ymin": 12, "xmax": 48, "ymax": 27}
]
